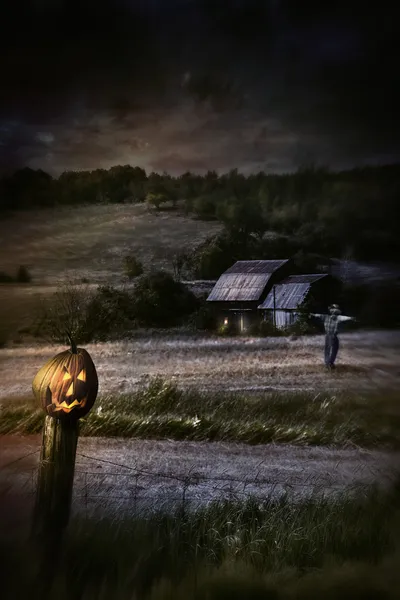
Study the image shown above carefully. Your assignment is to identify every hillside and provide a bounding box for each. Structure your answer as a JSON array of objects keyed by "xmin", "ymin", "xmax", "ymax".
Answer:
[
  {"xmin": 0, "ymin": 203, "xmax": 222, "ymax": 342},
  {"xmin": 0, "ymin": 203, "xmax": 223, "ymax": 285}
]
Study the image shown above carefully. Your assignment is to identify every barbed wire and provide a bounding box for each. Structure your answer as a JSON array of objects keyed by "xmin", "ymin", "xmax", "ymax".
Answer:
[
  {"xmin": 1, "ymin": 447, "xmax": 389, "ymax": 517},
  {"xmin": 0, "ymin": 448, "xmax": 40, "ymax": 470}
]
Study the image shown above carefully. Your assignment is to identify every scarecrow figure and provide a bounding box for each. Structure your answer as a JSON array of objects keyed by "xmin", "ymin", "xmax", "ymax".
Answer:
[{"xmin": 310, "ymin": 304, "xmax": 356, "ymax": 369}]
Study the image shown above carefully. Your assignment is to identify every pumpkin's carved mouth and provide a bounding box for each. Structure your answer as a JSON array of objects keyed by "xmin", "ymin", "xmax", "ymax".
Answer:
[{"xmin": 52, "ymin": 398, "xmax": 88, "ymax": 412}]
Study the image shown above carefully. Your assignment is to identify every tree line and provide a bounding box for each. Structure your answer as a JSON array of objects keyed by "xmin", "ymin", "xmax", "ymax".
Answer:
[{"xmin": 1, "ymin": 163, "xmax": 400, "ymax": 262}]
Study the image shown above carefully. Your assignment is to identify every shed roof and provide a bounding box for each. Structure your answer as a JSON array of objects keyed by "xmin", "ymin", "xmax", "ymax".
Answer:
[
  {"xmin": 258, "ymin": 274, "xmax": 328, "ymax": 310},
  {"xmin": 224, "ymin": 259, "xmax": 289, "ymax": 275},
  {"xmin": 207, "ymin": 259, "xmax": 289, "ymax": 302}
]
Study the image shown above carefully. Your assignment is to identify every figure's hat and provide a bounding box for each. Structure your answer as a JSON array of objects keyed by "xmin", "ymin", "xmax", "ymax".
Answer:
[{"xmin": 329, "ymin": 303, "xmax": 341, "ymax": 314}]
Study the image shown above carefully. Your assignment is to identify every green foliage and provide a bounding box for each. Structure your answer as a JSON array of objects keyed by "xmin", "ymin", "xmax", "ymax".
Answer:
[
  {"xmin": 132, "ymin": 271, "xmax": 199, "ymax": 327},
  {"xmin": 192, "ymin": 194, "xmax": 218, "ymax": 220},
  {"xmin": 15, "ymin": 265, "xmax": 31, "ymax": 283},
  {"xmin": 217, "ymin": 321, "xmax": 237, "ymax": 336},
  {"xmin": 123, "ymin": 254, "xmax": 144, "ymax": 279},
  {"xmin": 248, "ymin": 319, "xmax": 283, "ymax": 337},
  {"xmin": 2, "ymin": 482, "xmax": 400, "ymax": 599},
  {"xmin": 34, "ymin": 282, "xmax": 136, "ymax": 345},
  {"xmin": 146, "ymin": 192, "xmax": 168, "ymax": 211},
  {"xmin": 1, "ymin": 163, "xmax": 400, "ymax": 261},
  {"xmin": 84, "ymin": 285, "xmax": 136, "ymax": 340},
  {"xmin": 4, "ymin": 387, "xmax": 400, "ymax": 448},
  {"xmin": 0, "ymin": 271, "xmax": 14, "ymax": 283},
  {"xmin": 171, "ymin": 250, "xmax": 190, "ymax": 280},
  {"xmin": 185, "ymin": 301, "xmax": 218, "ymax": 331}
]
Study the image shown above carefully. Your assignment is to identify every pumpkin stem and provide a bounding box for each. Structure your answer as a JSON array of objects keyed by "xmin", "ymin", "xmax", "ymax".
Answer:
[{"xmin": 67, "ymin": 333, "xmax": 78, "ymax": 354}]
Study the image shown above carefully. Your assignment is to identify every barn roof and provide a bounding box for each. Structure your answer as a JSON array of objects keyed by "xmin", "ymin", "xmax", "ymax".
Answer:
[
  {"xmin": 224, "ymin": 260, "xmax": 289, "ymax": 274},
  {"xmin": 258, "ymin": 274, "xmax": 328, "ymax": 310},
  {"xmin": 207, "ymin": 259, "xmax": 289, "ymax": 302}
]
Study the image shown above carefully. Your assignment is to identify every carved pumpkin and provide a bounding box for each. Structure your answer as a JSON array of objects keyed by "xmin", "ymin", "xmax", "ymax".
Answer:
[{"xmin": 33, "ymin": 347, "xmax": 98, "ymax": 421}]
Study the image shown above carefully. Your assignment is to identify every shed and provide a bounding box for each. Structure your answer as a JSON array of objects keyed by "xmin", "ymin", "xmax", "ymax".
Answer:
[
  {"xmin": 258, "ymin": 273, "xmax": 334, "ymax": 329},
  {"xmin": 207, "ymin": 259, "xmax": 291, "ymax": 331}
]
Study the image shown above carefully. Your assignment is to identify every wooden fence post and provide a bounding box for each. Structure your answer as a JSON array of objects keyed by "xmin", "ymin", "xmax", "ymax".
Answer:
[
  {"xmin": 32, "ymin": 415, "xmax": 79, "ymax": 539},
  {"xmin": 30, "ymin": 342, "xmax": 98, "ymax": 597}
]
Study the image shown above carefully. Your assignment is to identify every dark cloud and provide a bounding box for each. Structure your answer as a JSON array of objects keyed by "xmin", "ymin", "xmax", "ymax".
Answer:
[{"xmin": 0, "ymin": 0, "xmax": 399, "ymax": 174}]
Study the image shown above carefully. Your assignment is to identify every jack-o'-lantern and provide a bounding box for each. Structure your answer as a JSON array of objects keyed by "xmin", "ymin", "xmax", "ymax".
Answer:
[{"xmin": 33, "ymin": 344, "xmax": 98, "ymax": 421}]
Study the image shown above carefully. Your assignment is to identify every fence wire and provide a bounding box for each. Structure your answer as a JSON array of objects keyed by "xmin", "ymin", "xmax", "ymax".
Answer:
[{"xmin": 1, "ymin": 448, "xmax": 389, "ymax": 521}]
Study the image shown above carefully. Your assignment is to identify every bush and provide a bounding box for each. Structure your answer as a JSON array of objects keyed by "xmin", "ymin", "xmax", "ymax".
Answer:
[
  {"xmin": 186, "ymin": 302, "xmax": 218, "ymax": 331},
  {"xmin": 35, "ymin": 283, "xmax": 137, "ymax": 345},
  {"xmin": 0, "ymin": 271, "xmax": 14, "ymax": 283},
  {"xmin": 15, "ymin": 265, "xmax": 31, "ymax": 283},
  {"xmin": 124, "ymin": 255, "xmax": 144, "ymax": 279},
  {"xmin": 84, "ymin": 285, "xmax": 137, "ymax": 340},
  {"xmin": 217, "ymin": 321, "xmax": 237, "ymax": 336},
  {"xmin": 248, "ymin": 319, "xmax": 283, "ymax": 337},
  {"xmin": 132, "ymin": 271, "xmax": 199, "ymax": 327}
]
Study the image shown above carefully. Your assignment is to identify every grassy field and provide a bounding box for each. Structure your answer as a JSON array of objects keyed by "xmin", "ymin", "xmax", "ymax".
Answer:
[
  {"xmin": 0, "ymin": 202, "xmax": 222, "ymax": 342},
  {"xmin": 1, "ymin": 330, "xmax": 400, "ymax": 399},
  {"xmin": 0, "ymin": 203, "xmax": 222, "ymax": 286},
  {"xmin": 2, "ymin": 377, "xmax": 400, "ymax": 449},
  {"xmin": 0, "ymin": 204, "xmax": 222, "ymax": 347},
  {"xmin": 1, "ymin": 204, "xmax": 400, "ymax": 597},
  {"xmin": 2, "ymin": 484, "xmax": 400, "ymax": 599}
]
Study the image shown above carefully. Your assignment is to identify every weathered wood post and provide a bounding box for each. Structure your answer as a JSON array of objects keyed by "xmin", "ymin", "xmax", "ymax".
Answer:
[
  {"xmin": 30, "ymin": 337, "xmax": 98, "ymax": 594},
  {"xmin": 32, "ymin": 416, "xmax": 79, "ymax": 538}
]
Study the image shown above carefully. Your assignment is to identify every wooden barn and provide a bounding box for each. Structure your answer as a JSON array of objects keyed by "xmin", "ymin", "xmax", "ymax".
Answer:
[
  {"xmin": 206, "ymin": 259, "xmax": 291, "ymax": 332},
  {"xmin": 258, "ymin": 273, "xmax": 336, "ymax": 329}
]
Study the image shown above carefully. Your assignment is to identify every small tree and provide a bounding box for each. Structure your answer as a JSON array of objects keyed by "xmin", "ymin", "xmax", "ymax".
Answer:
[
  {"xmin": 16, "ymin": 265, "xmax": 32, "ymax": 283},
  {"xmin": 36, "ymin": 281, "xmax": 136, "ymax": 345},
  {"xmin": 145, "ymin": 192, "xmax": 167, "ymax": 211},
  {"xmin": 171, "ymin": 251, "xmax": 189, "ymax": 280},
  {"xmin": 124, "ymin": 254, "xmax": 144, "ymax": 279},
  {"xmin": 132, "ymin": 271, "xmax": 199, "ymax": 327},
  {"xmin": 0, "ymin": 271, "xmax": 14, "ymax": 283},
  {"xmin": 35, "ymin": 281, "xmax": 95, "ymax": 349}
]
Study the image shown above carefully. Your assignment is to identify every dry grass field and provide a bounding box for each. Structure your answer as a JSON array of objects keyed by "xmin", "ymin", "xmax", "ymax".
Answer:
[
  {"xmin": 0, "ymin": 202, "xmax": 222, "ymax": 341},
  {"xmin": 1, "ymin": 330, "xmax": 400, "ymax": 400},
  {"xmin": 0, "ymin": 203, "xmax": 222, "ymax": 285}
]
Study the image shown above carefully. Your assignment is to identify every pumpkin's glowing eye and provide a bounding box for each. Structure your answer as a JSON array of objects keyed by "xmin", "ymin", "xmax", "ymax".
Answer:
[
  {"xmin": 62, "ymin": 369, "xmax": 71, "ymax": 381},
  {"xmin": 77, "ymin": 370, "xmax": 86, "ymax": 382},
  {"xmin": 66, "ymin": 382, "xmax": 74, "ymax": 396}
]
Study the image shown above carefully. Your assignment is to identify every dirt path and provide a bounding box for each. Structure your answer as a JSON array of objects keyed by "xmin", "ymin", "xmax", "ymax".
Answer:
[
  {"xmin": 1, "ymin": 330, "xmax": 400, "ymax": 400},
  {"xmin": 1, "ymin": 434, "xmax": 399, "ymax": 532}
]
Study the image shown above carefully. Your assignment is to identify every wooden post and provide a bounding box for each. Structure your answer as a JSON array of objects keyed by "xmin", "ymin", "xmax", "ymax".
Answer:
[
  {"xmin": 32, "ymin": 415, "xmax": 79, "ymax": 539},
  {"xmin": 30, "ymin": 416, "xmax": 79, "ymax": 597},
  {"xmin": 30, "ymin": 340, "xmax": 98, "ymax": 597},
  {"xmin": 273, "ymin": 285, "xmax": 276, "ymax": 329}
]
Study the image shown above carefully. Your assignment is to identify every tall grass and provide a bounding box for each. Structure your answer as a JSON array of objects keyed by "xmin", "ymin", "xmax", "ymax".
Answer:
[
  {"xmin": 2, "ymin": 483, "xmax": 400, "ymax": 599},
  {"xmin": 2, "ymin": 377, "xmax": 400, "ymax": 447}
]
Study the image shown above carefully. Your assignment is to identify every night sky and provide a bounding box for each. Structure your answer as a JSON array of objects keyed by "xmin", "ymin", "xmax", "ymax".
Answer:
[{"xmin": 1, "ymin": 0, "xmax": 399, "ymax": 175}]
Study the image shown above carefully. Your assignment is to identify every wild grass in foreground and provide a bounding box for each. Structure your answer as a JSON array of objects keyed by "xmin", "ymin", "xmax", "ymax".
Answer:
[
  {"xmin": 2, "ymin": 377, "xmax": 400, "ymax": 448},
  {"xmin": 2, "ymin": 483, "xmax": 400, "ymax": 599}
]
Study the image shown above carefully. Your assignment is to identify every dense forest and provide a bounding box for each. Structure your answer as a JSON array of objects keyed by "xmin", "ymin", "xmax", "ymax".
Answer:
[{"xmin": 1, "ymin": 163, "xmax": 399, "ymax": 264}]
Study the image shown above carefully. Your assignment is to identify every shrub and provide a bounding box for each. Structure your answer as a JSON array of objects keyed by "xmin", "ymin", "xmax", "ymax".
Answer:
[
  {"xmin": 124, "ymin": 254, "xmax": 144, "ymax": 279},
  {"xmin": 132, "ymin": 271, "xmax": 199, "ymax": 327},
  {"xmin": 186, "ymin": 303, "xmax": 218, "ymax": 331},
  {"xmin": 84, "ymin": 285, "xmax": 136, "ymax": 340},
  {"xmin": 217, "ymin": 321, "xmax": 237, "ymax": 336},
  {"xmin": 15, "ymin": 265, "xmax": 32, "ymax": 283},
  {"xmin": 0, "ymin": 271, "xmax": 14, "ymax": 283},
  {"xmin": 248, "ymin": 319, "xmax": 283, "ymax": 337},
  {"xmin": 34, "ymin": 282, "xmax": 136, "ymax": 345}
]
